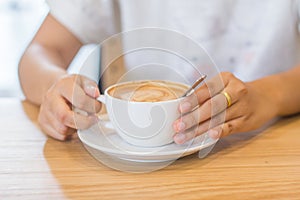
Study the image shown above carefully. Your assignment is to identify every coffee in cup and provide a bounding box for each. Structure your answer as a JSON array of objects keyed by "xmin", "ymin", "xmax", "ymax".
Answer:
[{"xmin": 108, "ymin": 80, "xmax": 187, "ymax": 102}]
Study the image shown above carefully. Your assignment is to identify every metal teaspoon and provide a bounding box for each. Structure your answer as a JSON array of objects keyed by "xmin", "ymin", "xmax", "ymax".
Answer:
[{"xmin": 181, "ymin": 75, "xmax": 207, "ymax": 97}]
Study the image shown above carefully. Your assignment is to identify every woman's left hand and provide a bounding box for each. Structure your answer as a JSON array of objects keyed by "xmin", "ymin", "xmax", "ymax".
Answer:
[{"xmin": 173, "ymin": 72, "xmax": 279, "ymax": 144}]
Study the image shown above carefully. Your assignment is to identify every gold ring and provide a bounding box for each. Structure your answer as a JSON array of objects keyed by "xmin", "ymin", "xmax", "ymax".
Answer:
[{"xmin": 221, "ymin": 91, "xmax": 232, "ymax": 108}]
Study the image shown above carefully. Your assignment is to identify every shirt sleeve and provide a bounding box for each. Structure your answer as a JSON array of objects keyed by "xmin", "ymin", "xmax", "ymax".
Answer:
[{"xmin": 46, "ymin": 0, "xmax": 119, "ymax": 44}]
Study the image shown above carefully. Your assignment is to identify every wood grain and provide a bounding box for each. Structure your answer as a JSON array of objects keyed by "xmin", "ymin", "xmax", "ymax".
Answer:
[{"xmin": 1, "ymin": 98, "xmax": 300, "ymax": 200}]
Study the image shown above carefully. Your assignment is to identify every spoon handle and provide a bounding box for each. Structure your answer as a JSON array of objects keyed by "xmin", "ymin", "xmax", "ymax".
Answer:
[{"xmin": 181, "ymin": 75, "xmax": 207, "ymax": 97}]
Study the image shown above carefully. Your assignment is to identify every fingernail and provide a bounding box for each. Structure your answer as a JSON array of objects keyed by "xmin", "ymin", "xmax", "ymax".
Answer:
[
  {"xmin": 208, "ymin": 129, "xmax": 220, "ymax": 139},
  {"xmin": 85, "ymin": 85, "xmax": 100, "ymax": 97},
  {"xmin": 176, "ymin": 121, "xmax": 186, "ymax": 132},
  {"xmin": 180, "ymin": 102, "xmax": 192, "ymax": 113},
  {"xmin": 174, "ymin": 133, "xmax": 186, "ymax": 144}
]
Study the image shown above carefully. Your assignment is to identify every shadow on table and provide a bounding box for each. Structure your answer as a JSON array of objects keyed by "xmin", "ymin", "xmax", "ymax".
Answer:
[{"xmin": 206, "ymin": 118, "xmax": 279, "ymax": 158}]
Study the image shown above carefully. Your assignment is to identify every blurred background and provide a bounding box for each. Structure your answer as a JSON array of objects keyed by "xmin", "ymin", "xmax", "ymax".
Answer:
[{"xmin": 0, "ymin": 0, "xmax": 48, "ymax": 97}]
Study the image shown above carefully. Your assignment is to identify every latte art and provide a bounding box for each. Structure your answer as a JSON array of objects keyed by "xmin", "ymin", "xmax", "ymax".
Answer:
[
  {"xmin": 108, "ymin": 80, "xmax": 188, "ymax": 102},
  {"xmin": 130, "ymin": 84, "xmax": 178, "ymax": 102}
]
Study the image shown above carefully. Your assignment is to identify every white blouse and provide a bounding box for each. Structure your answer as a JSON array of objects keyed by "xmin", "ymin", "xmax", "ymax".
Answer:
[{"xmin": 46, "ymin": 0, "xmax": 300, "ymax": 84}]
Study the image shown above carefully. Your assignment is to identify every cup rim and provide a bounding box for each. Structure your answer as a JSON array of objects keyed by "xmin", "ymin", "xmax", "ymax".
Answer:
[{"xmin": 103, "ymin": 80, "xmax": 192, "ymax": 104}]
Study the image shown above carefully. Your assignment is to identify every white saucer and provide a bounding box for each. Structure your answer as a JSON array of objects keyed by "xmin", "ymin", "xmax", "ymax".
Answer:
[{"xmin": 78, "ymin": 119, "xmax": 218, "ymax": 163}]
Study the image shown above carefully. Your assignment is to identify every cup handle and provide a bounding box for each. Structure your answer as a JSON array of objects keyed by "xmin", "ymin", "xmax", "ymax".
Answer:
[
  {"xmin": 74, "ymin": 95, "xmax": 105, "ymax": 117},
  {"xmin": 97, "ymin": 95, "xmax": 106, "ymax": 104}
]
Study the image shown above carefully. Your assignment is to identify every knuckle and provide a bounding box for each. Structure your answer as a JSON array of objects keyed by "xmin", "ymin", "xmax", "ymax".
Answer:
[
  {"xmin": 227, "ymin": 123, "xmax": 234, "ymax": 134},
  {"xmin": 242, "ymin": 112, "xmax": 252, "ymax": 122},
  {"xmin": 212, "ymin": 113, "xmax": 226, "ymax": 126},
  {"xmin": 222, "ymin": 122, "xmax": 234, "ymax": 137},
  {"xmin": 206, "ymin": 81, "xmax": 219, "ymax": 96},
  {"xmin": 56, "ymin": 125, "xmax": 68, "ymax": 135},
  {"xmin": 76, "ymin": 98, "xmax": 88, "ymax": 110},
  {"xmin": 221, "ymin": 72, "xmax": 234, "ymax": 80},
  {"xmin": 243, "ymin": 102, "xmax": 251, "ymax": 113},
  {"xmin": 211, "ymin": 98, "xmax": 224, "ymax": 114},
  {"xmin": 236, "ymin": 82, "xmax": 248, "ymax": 96},
  {"xmin": 57, "ymin": 134, "xmax": 69, "ymax": 141},
  {"xmin": 56, "ymin": 110, "xmax": 69, "ymax": 124}
]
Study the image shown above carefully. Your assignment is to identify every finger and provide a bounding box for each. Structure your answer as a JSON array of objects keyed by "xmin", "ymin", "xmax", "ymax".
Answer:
[
  {"xmin": 52, "ymin": 96, "xmax": 99, "ymax": 130},
  {"xmin": 80, "ymin": 76, "xmax": 100, "ymax": 98},
  {"xmin": 174, "ymin": 102, "xmax": 246, "ymax": 144},
  {"xmin": 174, "ymin": 111, "xmax": 226, "ymax": 144},
  {"xmin": 179, "ymin": 72, "xmax": 245, "ymax": 114},
  {"xmin": 219, "ymin": 77, "xmax": 247, "ymax": 108},
  {"xmin": 174, "ymin": 93, "xmax": 227, "ymax": 132},
  {"xmin": 38, "ymin": 105, "xmax": 65, "ymax": 141},
  {"xmin": 54, "ymin": 108, "xmax": 99, "ymax": 130},
  {"xmin": 179, "ymin": 74, "xmax": 226, "ymax": 113},
  {"xmin": 72, "ymin": 111, "xmax": 99, "ymax": 130},
  {"xmin": 173, "ymin": 126, "xmax": 198, "ymax": 144},
  {"xmin": 39, "ymin": 105, "xmax": 77, "ymax": 137},
  {"xmin": 208, "ymin": 117, "xmax": 244, "ymax": 139},
  {"xmin": 71, "ymin": 83, "xmax": 102, "ymax": 114},
  {"xmin": 175, "ymin": 74, "xmax": 247, "ymax": 133},
  {"xmin": 196, "ymin": 102, "xmax": 246, "ymax": 135},
  {"xmin": 58, "ymin": 77, "xmax": 101, "ymax": 114},
  {"xmin": 39, "ymin": 117, "xmax": 71, "ymax": 141},
  {"xmin": 47, "ymin": 111, "xmax": 77, "ymax": 136}
]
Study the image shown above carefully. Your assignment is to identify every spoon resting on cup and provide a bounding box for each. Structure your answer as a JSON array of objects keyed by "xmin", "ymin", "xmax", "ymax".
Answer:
[{"xmin": 181, "ymin": 75, "xmax": 207, "ymax": 97}]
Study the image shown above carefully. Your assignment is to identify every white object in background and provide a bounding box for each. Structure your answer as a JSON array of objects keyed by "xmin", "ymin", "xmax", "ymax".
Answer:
[{"xmin": 68, "ymin": 44, "xmax": 100, "ymax": 83}]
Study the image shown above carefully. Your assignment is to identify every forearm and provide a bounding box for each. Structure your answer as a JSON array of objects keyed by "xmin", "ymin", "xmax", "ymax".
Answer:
[
  {"xmin": 275, "ymin": 66, "xmax": 300, "ymax": 116},
  {"xmin": 18, "ymin": 14, "xmax": 83, "ymax": 105},
  {"xmin": 19, "ymin": 43, "xmax": 68, "ymax": 105},
  {"xmin": 250, "ymin": 66, "xmax": 300, "ymax": 118}
]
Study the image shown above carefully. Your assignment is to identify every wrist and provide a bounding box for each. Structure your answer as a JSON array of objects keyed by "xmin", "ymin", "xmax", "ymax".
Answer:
[{"xmin": 248, "ymin": 75, "xmax": 282, "ymax": 118}]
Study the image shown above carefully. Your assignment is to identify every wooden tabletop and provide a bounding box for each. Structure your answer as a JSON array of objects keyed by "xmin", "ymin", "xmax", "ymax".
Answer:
[{"xmin": 1, "ymin": 98, "xmax": 300, "ymax": 200}]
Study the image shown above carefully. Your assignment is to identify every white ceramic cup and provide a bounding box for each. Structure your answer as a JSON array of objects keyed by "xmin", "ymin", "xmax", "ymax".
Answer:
[{"xmin": 97, "ymin": 80, "xmax": 189, "ymax": 147}]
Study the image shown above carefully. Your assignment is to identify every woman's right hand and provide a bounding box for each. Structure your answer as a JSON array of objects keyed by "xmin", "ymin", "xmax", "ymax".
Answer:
[{"xmin": 38, "ymin": 74, "xmax": 102, "ymax": 141}]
